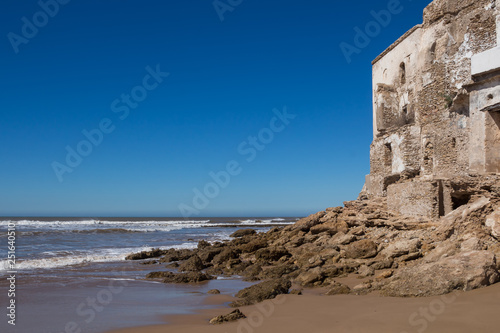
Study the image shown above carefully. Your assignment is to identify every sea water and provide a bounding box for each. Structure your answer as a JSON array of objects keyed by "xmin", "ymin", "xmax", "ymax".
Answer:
[{"xmin": 0, "ymin": 217, "xmax": 297, "ymax": 333}]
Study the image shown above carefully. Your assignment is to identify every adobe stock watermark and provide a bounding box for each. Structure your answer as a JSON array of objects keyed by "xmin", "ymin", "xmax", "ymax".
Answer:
[
  {"xmin": 400, "ymin": 292, "xmax": 458, "ymax": 333},
  {"xmin": 236, "ymin": 295, "xmax": 287, "ymax": 333},
  {"xmin": 54, "ymin": 270, "xmax": 129, "ymax": 333},
  {"xmin": 5, "ymin": 221, "xmax": 17, "ymax": 327},
  {"xmin": 178, "ymin": 106, "xmax": 296, "ymax": 217},
  {"xmin": 340, "ymin": 0, "xmax": 406, "ymax": 64},
  {"xmin": 213, "ymin": 0, "xmax": 244, "ymax": 22},
  {"xmin": 7, "ymin": 0, "xmax": 72, "ymax": 54},
  {"xmin": 51, "ymin": 64, "xmax": 169, "ymax": 182}
]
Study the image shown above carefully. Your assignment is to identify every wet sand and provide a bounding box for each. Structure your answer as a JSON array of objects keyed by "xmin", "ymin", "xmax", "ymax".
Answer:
[
  {"xmin": 106, "ymin": 283, "xmax": 500, "ymax": 333},
  {"xmin": 0, "ymin": 264, "xmax": 253, "ymax": 333}
]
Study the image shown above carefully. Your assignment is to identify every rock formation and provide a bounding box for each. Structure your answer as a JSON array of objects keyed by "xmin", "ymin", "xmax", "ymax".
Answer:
[{"xmin": 125, "ymin": 0, "xmax": 500, "ymax": 323}]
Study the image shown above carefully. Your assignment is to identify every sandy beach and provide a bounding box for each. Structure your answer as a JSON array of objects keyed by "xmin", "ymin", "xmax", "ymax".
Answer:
[{"xmin": 106, "ymin": 282, "xmax": 500, "ymax": 333}]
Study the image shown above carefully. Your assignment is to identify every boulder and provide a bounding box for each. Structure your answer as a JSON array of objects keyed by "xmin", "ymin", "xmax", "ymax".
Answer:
[
  {"xmin": 159, "ymin": 249, "xmax": 195, "ymax": 263},
  {"xmin": 329, "ymin": 233, "xmax": 357, "ymax": 246},
  {"xmin": 295, "ymin": 265, "xmax": 341, "ymax": 287},
  {"xmin": 357, "ymin": 265, "xmax": 375, "ymax": 277},
  {"xmin": 212, "ymin": 248, "xmax": 239, "ymax": 266},
  {"xmin": 370, "ymin": 258, "xmax": 394, "ymax": 270},
  {"xmin": 486, "ymin": 208, "xmax": 500, "ymax": 240},
  {"xmin": 461, "ymin": 236, "xmax": 484, "ymax": 252},
  {"xmin": 230, "ymin": 229, "xmax": 257, "ymax": 238},
  {"xmin": 209, "ymin": 309, "xmax": 246, "ymax": 325},
  {"xmin": 352, "ymin": 282, "xmax": 372, "ymax": 294},
  {"xmin": 178, "ymin": 255, "xmax": 205, "ymax": 272},
  {"xmin": 294, "ymin": 267, "xmax": 324, "ymax": 286},
  {"xmin": 423, "ymin": 240, "xmax": 460, "ymax": 263},
  {"xmin": 398, "ymin": 252, "xmax": 422, "ymax": 262},
  {"xmin": 146, "ymin": 271, "xmax": 174, "ymax": 279},
  {"xmin": 242, "ymin": 263, "xmax": 264, "ymax": 281},
  {"xmin": 259, "ymin": 263, "xmax": 298, "ymax": 279},
  {"xmin": 325, "ymin": 282, "xmax": 351, "ymax": 295},
  {"xmin": 310, "ymin": 220, "xmax": 348, "ymax": 235},
  {"xmin": 125, "ymin": 248, "xmax": 167, "ymax": 260},
  {"xmin": 230, "ymin": 279, "xmax": 291, "ymax": 307},
  {"xmin": 198, "ymin": 247, "xmax": 223, "ymax": 263},
  {"xmin": 255, "ymin": 247, "xmax": 290, "ymax": 262},
  {"xmin": 238, "ymin": 239, "xmax": 268, "ymax": 253},
  {"xmin": 163, "ymin": 272, "xmax": 214, "ymax": 284},
  {"xmin": 375, "ymin": 270, "xmax": 394, "ymax": 280},
  {"xmin": 208, "ymin": 289, "xmax": 221, "ymax": 294},
  {"xmin": 436, "ymin": 197, "xmax": 490, "ymax": 241},
  {"xmin": 379, "ymin": 239, "xmax": 421, "ymax": 259},
  {"xmin": 197, "ymin": 240, "xmax": 211, "ymax": 249},
  {"xmin": 383, "ymin": 251, "xmax": 500, "ymax": 297},
  {"xmin": 290, "ymin": 211, "xmax": 326, "ymax": 232},
  {"xmin": 344, "ymin": 240, "xmax": 378, "ymax": 259}
]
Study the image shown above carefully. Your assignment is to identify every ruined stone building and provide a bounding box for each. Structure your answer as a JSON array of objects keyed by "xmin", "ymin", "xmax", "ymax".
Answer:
[{"xmin": 364, "ymin": 0, "xmax": 500, "ymax": 218}]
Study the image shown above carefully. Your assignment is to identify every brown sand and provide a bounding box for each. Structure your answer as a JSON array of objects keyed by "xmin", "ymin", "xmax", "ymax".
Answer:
[{"xmin": 106, "ymin": 283, "xmax": 500, "ymax": 333}]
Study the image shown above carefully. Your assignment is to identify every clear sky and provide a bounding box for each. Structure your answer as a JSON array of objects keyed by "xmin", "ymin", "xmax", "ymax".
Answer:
[{"xmin": 0, "ymin": 0, "xmax": 430, "ymax": 217}]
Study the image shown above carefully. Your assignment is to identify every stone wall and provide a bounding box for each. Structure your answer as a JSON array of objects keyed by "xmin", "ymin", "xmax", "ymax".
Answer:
[
  {"xmin": 387, "ymin": 181, "xmax": 440, "ymax": 218},
  {"xmin": 366, "ymin": 0, "xmax": 500, "ymax": 218}
]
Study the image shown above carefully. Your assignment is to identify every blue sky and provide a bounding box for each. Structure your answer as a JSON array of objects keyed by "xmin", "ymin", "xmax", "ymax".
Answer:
[{"xmin": 0, "ymin": 0, "xmax": 429, "ymax": 217}]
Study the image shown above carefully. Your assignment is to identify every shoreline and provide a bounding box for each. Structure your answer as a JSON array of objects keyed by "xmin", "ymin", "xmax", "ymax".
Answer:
[
  {"xmin": 111, "ymin": 194, "xmax": 500, "ymax": 333},
  {"xmin": 105, "ymin": 282, "xmax": 500, "ymax": 333}
]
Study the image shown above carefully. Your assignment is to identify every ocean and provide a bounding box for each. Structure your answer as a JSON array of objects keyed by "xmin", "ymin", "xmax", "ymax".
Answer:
[{"xmin": 0, "ymin": 217, "xmax": 298, "ymax": 333}]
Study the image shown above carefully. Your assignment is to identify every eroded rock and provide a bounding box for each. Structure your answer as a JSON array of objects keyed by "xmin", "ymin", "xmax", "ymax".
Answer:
[
  {"xmin": 209, "ymin": 309, "xmax": 246, "ymax": 325},
  {"xmin": 231, "ymin": 229, "xmax": 257, "ymax": 238},
  {"xmin": 345, "ymin": 240, "xmax": 378, "ymax": 259},
  {"xmin": 383, "ymin": 251, "xmax": 499, "ymax": 297},
  {"xmin": 230, "ymin": 279, "xmax": 291, "ymax": 307}
]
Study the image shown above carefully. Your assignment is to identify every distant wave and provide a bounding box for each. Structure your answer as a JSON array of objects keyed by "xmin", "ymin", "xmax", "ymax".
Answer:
[
  {"xmin": 0, "ymin": 243, "xmax": 197, "ymax": 272},
  {"xmin": 0, "ymin": 228, "xmax": 147, "ymax": 237},
  {"xmin": 1, "ymin": 219, "xmax": 211, "ymax": 227},
  {"xmin": 0, "ymin": 219, "xmax": 294, "ymax": 234}
]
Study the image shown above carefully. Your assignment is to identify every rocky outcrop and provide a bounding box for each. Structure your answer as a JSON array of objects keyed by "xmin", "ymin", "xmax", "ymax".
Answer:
[
  {"xmin": 125, "ymin": 248, "xmax": 167, "ymax": 260},
  {"xmin": 344, "ymin": 240, "xmax": 378, "ymax": 259},
  {"xmin": 146, "ymin": 271, "xmax": 214, "ymax": 283},
  {"xmin": 383, "ymin": 251, "xmax": 499, "ymax": 296},
  {"xmin": 230, "ymin": 229, "xmax": 257, "ymax": 238},
  {"xmin": 178, "ymin": 255, "xmax": 205, "ymax": 272},
  {"xmin": 486, "ymin": 208, "xmax": 500, "ymax": 240},
  {"xmin": 230, "ymin": 279, "xmax": 291, "ymax": 307},
  {"xmin": 129, "ymin": 193, "xmax": 500, "ymax": 304},
  {"xmin": 325, "ymin": 282, "xmax": 351, "ymax": 295},
  {"xmin": 207, "ymin": 289, "xmax": 221, "ymax": 294},
  {"xmin": 209, "ymin": 309, "xmax": 246, "ymax": 325}
]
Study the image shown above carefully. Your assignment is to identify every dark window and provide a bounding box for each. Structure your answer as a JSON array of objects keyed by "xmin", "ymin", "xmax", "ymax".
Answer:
[
  {"xmin": 384, "ymin": 143, "xmax": 393, "ymax": 170},
  {"xmin": 399, "ymin": 62, "xmax": 406, "ymax": 84}
]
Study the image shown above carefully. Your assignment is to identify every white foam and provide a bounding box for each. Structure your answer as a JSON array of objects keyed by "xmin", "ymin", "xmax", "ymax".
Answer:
[
  {"xmin": 0, "ymin": 219, "xmax": 294, "ymax": 236},
  {"xmin": 238, "ymin": 219, "xmax": 291, "ymax": 225},
  {"xmin": 0, "ymin": 220, "xmax": 217, "ymax": 234},
  {"xmin": 0, "ymin": 219, "xmax": 211, "ymax": 229},
  {"xmin": 0, "ymin": 243, "xmax": 197, "ymax": 272}
]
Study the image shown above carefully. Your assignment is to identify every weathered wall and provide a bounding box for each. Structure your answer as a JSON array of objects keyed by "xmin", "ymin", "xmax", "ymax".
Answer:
[
  {"xmin": 367, "ymin": 0, "xmax": 500, "ymax": 218},
  {"xmin": 387, "ymin": 181, "xmax": 440, "ymax": 218},
  {"xmin": 469, "ymin": 76, "xmax": 500, "ymax": 173}
]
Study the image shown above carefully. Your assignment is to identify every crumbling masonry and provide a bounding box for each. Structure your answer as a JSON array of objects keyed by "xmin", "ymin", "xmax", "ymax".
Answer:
[{"xmin": 363, "ymin": 0, "xmax": 500, "ymax": 218}]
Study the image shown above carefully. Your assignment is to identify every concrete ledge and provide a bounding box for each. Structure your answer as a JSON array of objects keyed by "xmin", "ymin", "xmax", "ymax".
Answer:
[{"xmin": 471, "ymin": 46, "xmax": 500, "ymax": 77}]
